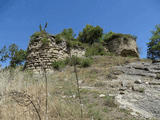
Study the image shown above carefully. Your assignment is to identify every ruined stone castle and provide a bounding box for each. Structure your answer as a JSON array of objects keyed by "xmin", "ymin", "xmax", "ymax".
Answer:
[
  {"xmin": 25, "ymin": 32, "xmax": 139, "ymax": 71},
  {"xmin": 25, "ymin": 32, "xmax": 85, "ymax": 71}
]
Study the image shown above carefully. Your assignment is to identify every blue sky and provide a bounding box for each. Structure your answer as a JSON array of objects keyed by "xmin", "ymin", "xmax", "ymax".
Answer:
[{"xmin": 0, "ymin": 0, "xmax": 160, "ymax": 59}]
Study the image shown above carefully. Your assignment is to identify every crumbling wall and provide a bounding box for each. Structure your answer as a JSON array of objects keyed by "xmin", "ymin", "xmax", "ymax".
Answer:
[
  {"xmin": 106, "ymin": 34, "xmax": 139, "ymax": 57},
  {"xmin": 25, "ymin": 34, "xmax": 85, "ymax": 71}
]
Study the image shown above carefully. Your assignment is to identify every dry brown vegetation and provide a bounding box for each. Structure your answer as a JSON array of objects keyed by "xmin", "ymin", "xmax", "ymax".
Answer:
[{"xmin": 0, "ymin": 56, "xmax": 148, "ymax": 120}]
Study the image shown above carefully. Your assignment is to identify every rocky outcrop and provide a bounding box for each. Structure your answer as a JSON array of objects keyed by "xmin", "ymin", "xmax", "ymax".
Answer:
[
  {"xmin": 115, "ymin": 61, "xmax": 160, "ymax": 119},
  {"xmin": 25, "ymin": 33, "xmax": 85, "ymax": 71},
  {"xmin": 105, "ymin": 34, "xmax": 139, "ymax": 57}
]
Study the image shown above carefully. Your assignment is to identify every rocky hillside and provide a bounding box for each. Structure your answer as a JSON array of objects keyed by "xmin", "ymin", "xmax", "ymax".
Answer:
[
  {"xmin": 0, "ymin": 55, "xmax": 159, "ymax": 120},
  {"xmin": 115, "ymin": 60, "xmax": 160, "ymax": 119}
]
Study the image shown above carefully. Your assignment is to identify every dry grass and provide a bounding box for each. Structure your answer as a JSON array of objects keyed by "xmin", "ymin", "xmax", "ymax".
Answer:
[
  {"xmin": 0, "ymin": 68, "xmax": 90, "ymax": 120},
  {"xmin": 0, "ymin": 56, "xmax": 145, "ymax": 120}
]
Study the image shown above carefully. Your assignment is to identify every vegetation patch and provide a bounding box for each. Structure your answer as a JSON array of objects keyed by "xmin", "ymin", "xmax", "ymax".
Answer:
[
  {"xmin": 30, "ymin": 31, "xmax": 50, "ymax": 45},
  {"xmin": 52, "ymin": 60, "xmax": 66, "ymax": 70},
  {"xmin": 80, "ymin": 57, "xmax": 92, "ymax": 68},
  {"xmin": 103, "ymin": 32, "xmax": 137, "ymax": 42},
  {"xmin": 104, "ymin": 96, "xmax": 117, "ymax": 108},
  {"xmin": 52, "ymin": 56, "xmax": 93, "ymax": 70},
  {"xmin": 85, "ymin": 43, "xmax": 107, "ymax": 57}
]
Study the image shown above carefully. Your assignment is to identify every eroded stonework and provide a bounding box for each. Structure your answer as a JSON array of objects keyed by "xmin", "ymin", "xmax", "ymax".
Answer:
[
  {"xmin": 25, "ymin": 34, "xmax": 85, "ymax": 71},
  {"xmin": 106, "ymin": 34, "xmax": 139, "ymax": 57}
]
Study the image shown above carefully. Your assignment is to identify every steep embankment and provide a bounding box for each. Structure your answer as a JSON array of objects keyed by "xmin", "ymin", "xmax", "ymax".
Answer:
[{"xmin": 0, "ymin": 56, "xmax": 159, "ymax": 120}]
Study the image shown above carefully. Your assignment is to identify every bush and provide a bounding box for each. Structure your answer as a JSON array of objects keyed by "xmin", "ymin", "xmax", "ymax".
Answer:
[
  {"xmin": 85, "ymin": 43, "xmax": 107, "ymax": 57},
  {"xmin": 103, "ymin": 32, "xmax": 137, "ymax": 42},
  {"xmin": 104, "ymin": 96, "xmax": 117, "ymax": 107},
  {"xmin": 52, "ymin": 60, "xmax": 65, "ymax": 70},
  {"xmin": 77, "ymin": 24, "xmax": 103, "ymax": 44},
  {"xmin": 80, "ymin": 58, "xmax": 92, "ymax": 68},
  {"xmin": 52, "ymin": 56, "xmax": 92, "ymax": 70},
  {"xmin": 64, "ymin": 56, "xmax": 81, "ymax": 66},
  {"xmin": 68, "ymin": 56, "xmax": 92, "ymax": 68},
  {"xmin": 55, "ymin": 34, "xmax": 63, "ymax": 44},
  {"xmin": 30, "ymin": 31, "xmax": 49, "ymax": 45},
  {"xmin": 41, "ymin": 37, "xmax": 49, "ymax": 46},
  {"xmin": 66, "ymin": 40, "xmax": 83, "ymax": 49},
  {"xmin": 103, "ymin": 31, "xmax": 115, "ymax": 42}
]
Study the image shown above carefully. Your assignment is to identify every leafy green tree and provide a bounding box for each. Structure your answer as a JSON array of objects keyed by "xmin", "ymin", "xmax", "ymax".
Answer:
[
  {"xmin": 55, "ymin": 28, "xmax": 76, "ymax": 41},
  {"xmin": 8, "ymin": 44, "xmax": 18, "ymax": 59},
  {"xmin": 0, "ymin": 44, "xmax": 26, "ymax": 67},
  {"xmin": 0, "ymin": 45, "xmax": 8, "ymax": 62},
  {"xmin": 147, "ymin": 25, "xmax": 160, "ymax": 60},
  {"xmin": 77, "ymin": 24, "xmax": 103, "ymax": 44},
  {"xmin": 10, "ymin": 49, "xmax": 26, "ymax": 67},
  {"xmin": 55, "ymin": 28, "xmax": 82, "ymax": 49}
]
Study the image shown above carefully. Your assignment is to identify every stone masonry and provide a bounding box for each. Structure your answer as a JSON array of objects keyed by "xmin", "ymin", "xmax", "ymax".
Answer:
[
  {"xmin": 106, "ymin": 34, "xmax": 139, "ymax": 57},
  {"xmin": 25, "ymin": 34, "xmax": 85, "ymax": 71}
]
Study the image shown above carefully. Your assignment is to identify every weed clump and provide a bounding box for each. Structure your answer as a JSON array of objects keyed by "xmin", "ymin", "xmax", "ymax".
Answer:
[
  {"xmin": 80, "ymin": 58, "xmax": 92, "ymax": 68},
  {"xmin": 52, "ymin": 60, "xmax": 65, "ymax": 70},
  {"xmin": 104, "ymin": 96, "xmax": 117, "ymax": 107}
]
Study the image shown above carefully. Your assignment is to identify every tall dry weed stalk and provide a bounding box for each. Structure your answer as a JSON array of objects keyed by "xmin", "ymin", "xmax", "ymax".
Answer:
[
  {"xmin": 68, "ymin": 38, "xmax": 83, "ymax": 118},
  {"xmin": 73, "ymin": 56, "xmax": 83, "ymax": 118},
  {"xmin": 39, "ymin": 55, "xmax": 48, "ymax": 120},
  {"xmin": 42, "ymin": 67, "xmax": 48, "ymax": 120}
]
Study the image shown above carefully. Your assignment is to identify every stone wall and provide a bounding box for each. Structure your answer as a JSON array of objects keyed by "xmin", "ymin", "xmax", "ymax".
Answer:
[
  {"xmin": 105, "ymin": 34, "xmax": 139, "ymax": 57},
  {"xmin": 25, "ymin": 34, "xmax": 85, "ymax": 71}
]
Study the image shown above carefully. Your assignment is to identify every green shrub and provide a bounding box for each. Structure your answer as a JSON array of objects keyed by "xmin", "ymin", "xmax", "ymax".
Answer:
[
  {"xmin": 67, "ymin": 56, "xmax": 92, "ymax": 68},
  {"xmin": 80, "ymin": 57, "xmax": 92, "ymax": 67},
  {"xmin": 88, "ymin": 109, "xmax": 103, "ymax": 120},
  {"xmin": 52, "ymin": 56, "xmax": 92, "ymax": 70},
  {"xmin": 41, "ymin": 37, "xmax": 49, "ymax": 45},
  {"xmin": 55, "ymin": 34, "xmax": 63, "ymax": 44},
  {"xmin": 65, "ymin": 56, "xmax": 81, "ymax": 66},
  {"xmin": 77, "ymin": 24, "xmax": 103, "ymax": 44},
  {"xmin": 103, "ymin": 31, "xmax": 115, "ymax": 42},
  {"xmin": 85, "ymin": 43, "xmax": 107, "ymax": 57},
  {"xmin": 103, "ymin": 32, "xmax": 137, "ymax": 42},
  {"xmin": 104, "ymin": 96, "xmax": 117, "ymax": 107},
  {"xmin": 66, "ymin": 40, "xmax": 83, "ymax": 48},
  {"xmin": 30, "ymin": 31, "xmax": 50, "ymax": 46},
  {"xmin": 64, "ymin": 57, "xmax": 71, "ymax": 65},
  {"xmin": 52, "ymin": 60, "xmax": 66, "ymax": 70}
]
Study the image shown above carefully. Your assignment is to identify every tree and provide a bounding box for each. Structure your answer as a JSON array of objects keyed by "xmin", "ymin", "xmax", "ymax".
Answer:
[
  {"xmin": 77, "ymin": 24, "xmax": 103, "ymax": 44},
  {"xmin": 55, "ymin": 28, "xmax": 76, "ymax": 41},
  {"xmin": 0, "ymin": 44, "xmax": 26, "ymax": 67},
  {"xmin": 147, "ymin": 25, "xmax": 160, "ymax": 60},
  {"xmin": 10, "ymin": 49, "xmax": 26, "ymax": 67},
  {"xmin": 0, "ymin": 45, "xmax": 8, "ymax": 62},
  {"xmin": 55, "ymin": 28, "xmax": 81, "ymax": 48}
]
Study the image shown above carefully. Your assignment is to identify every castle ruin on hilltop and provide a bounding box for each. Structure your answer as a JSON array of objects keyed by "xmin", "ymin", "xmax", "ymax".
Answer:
[
  {"xmin": 25, "ymin": 32, "xmax": 85, "ymax": 72},
  {"xmin": 25, "ymin": 32, "xmax": 139, "ymax": 72},
  {"xmin": 105, "ymin": 34, "xmax": 139, "ymax": 57}
]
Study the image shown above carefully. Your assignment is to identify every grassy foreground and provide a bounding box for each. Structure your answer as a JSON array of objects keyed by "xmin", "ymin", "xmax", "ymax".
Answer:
[{"xmin": 0, "ymin": 56, "xmax": 148, "ymax": 120}]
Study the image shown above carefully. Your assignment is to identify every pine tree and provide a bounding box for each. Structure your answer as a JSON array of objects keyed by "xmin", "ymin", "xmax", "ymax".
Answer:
[{"xmin": 147, "ymin": 25, "xmax": 160, "ymax": 60}]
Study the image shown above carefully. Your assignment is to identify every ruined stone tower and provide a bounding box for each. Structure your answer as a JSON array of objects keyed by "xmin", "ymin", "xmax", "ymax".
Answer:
[
  {"xmin": 105, "ymin": 34, "xmax": 139, "ymax": 57},
  {"xmin": 25, "ymin": 32, "xmax": 85, "ymax": 71}
]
